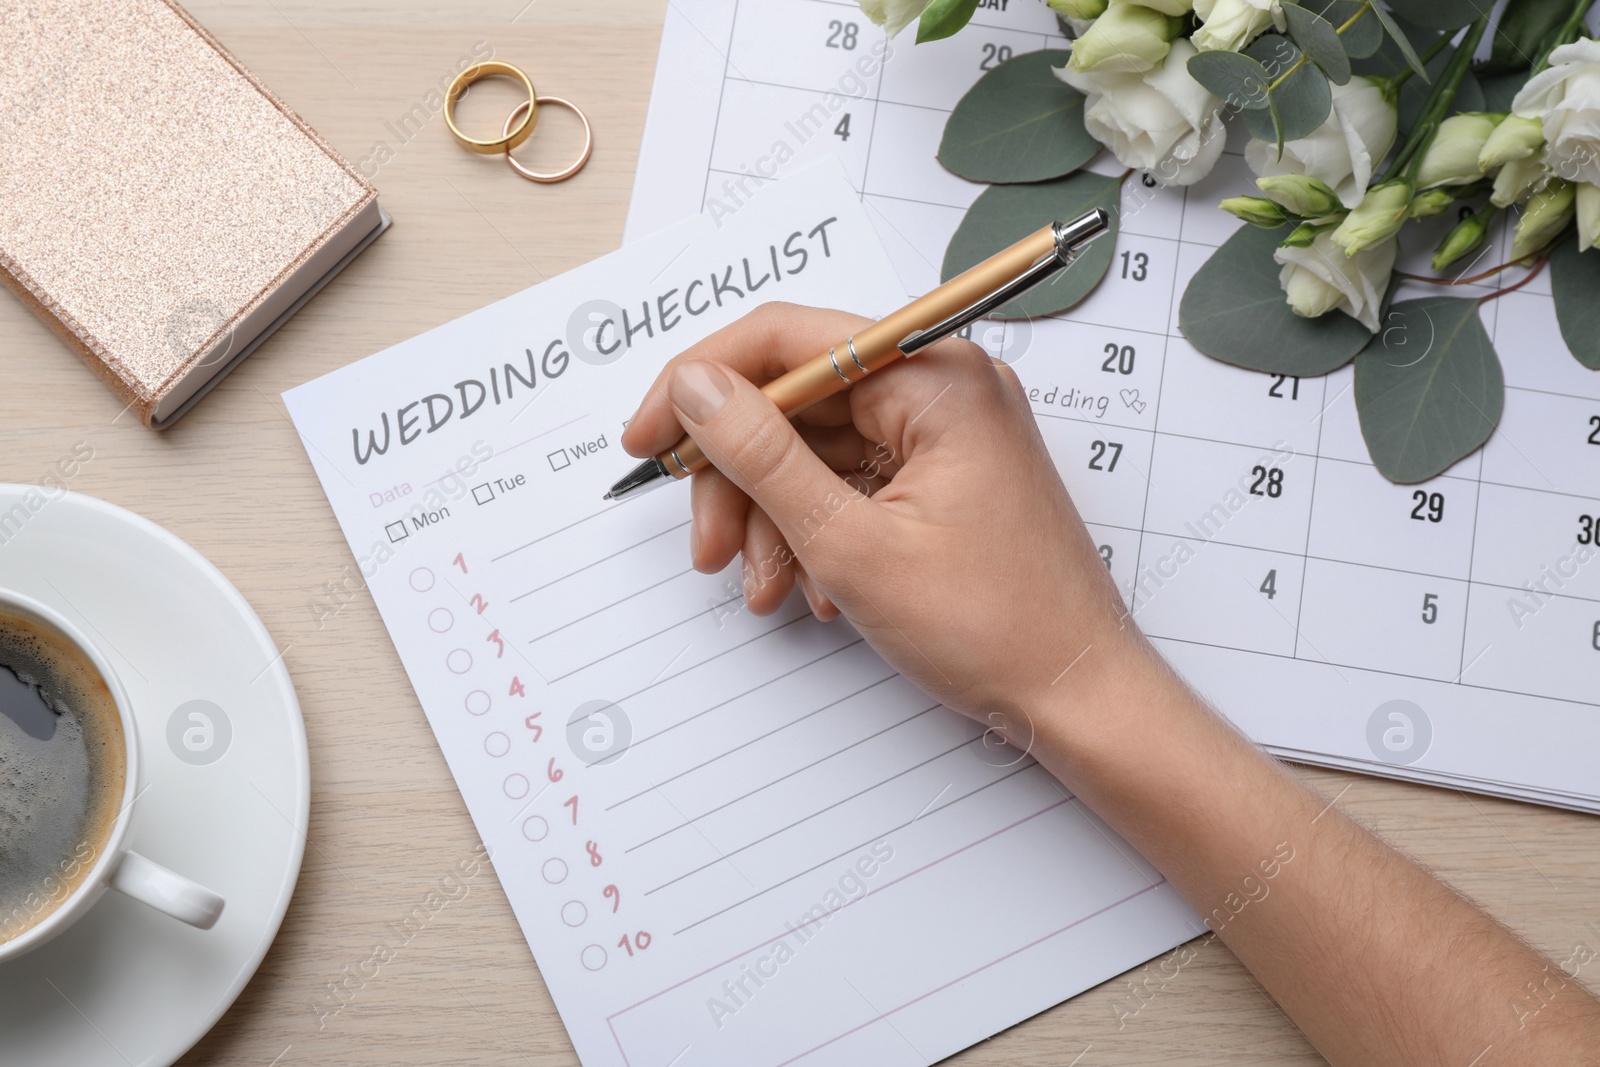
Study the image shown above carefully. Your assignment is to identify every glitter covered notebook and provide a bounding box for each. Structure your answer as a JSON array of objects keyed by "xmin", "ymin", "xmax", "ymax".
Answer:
[{"xmin": 0, "ymin": 0, "xmax": 388, "ymax": 427}]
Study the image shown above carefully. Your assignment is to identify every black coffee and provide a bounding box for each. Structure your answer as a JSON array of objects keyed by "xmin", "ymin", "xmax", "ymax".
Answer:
[{"xmin": 0, "ymin": 611, "xmax": 126, "ymax": 943}]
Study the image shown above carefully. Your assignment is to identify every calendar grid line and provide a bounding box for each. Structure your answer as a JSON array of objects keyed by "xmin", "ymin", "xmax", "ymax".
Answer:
[
  {"xmin": 1128, "ymin": 182, "xmax": 1190, "ymax": 609},
  {"xmin": 854, "ymin": 14, "xmax": 889, "ymax": 208},
  {"xmin": 1292, "ymin": 376, "xmax": 1331, "ymax": 659},
  {"xmin": 1150, "ymin": 633, "xmax": 1600, "ymax": 710},
  {"xmin": 697, "ymin": 0, "xmax": 741, "ymax": 213}
]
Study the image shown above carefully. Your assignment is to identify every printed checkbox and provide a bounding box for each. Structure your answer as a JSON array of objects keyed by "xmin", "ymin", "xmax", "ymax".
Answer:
[
  {"xmin": 384, "ymin": 520, "xmax": 408, "ymax": 543},
  {"xmin": 547, "ymin": 448, "xmax": 570, "ymax": 471},
  {"xmin": 472, "ymin": 483, "xmax": 495, "ymax": 505}
]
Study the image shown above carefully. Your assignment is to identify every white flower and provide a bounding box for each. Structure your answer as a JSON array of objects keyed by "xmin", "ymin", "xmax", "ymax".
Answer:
[
  {"xmin": 1415, "ymin": 113, "xmax": 1499, "ymax": 189},
  {"xmin": 1255, "ymin": 174, "xmax": 1343, "ymax": 217},
  {"xmin": 1579, "ymin": 182, "xmax": 1600, "ymax": 252},
  {"xmin": 1513, "ymin": 38, "xmax": 1600, "ymax": 185},
  {"xmin": 1245, "ymin": 76, "xmax": 1397, "ymax": 208},
  {"xmin": 1512, "ymin": 179, "xmax": 1576, "ymax": 259},
  {"xmin": 857, "ymin": 0, "xmax": 930, "ymax": 37},
  {"xmin": 1490, "ymin": 156, "xmax": 1547, "ymax": 207},
  {"xmin": 1330, "ymin": 179, "xmax": 1411, "ymax": 255},
  {"xmin": 1193, "ymin": 0, "xmax": 1279, "ymax": 52},
  {"xmin": 1275, "ymin": 230, "xmax": 1396, "ymax": 332},
  {"xmin": 1479, "ymin": 114, "xmax": 1543, "ymax": 171},
  {"xmin": 1056, "ymin": 39, "xmax": 1226, "ymax": 185},
  {"xmin": 1067, "ymin": 3, "xmax": 1182, "ymax": 74}
]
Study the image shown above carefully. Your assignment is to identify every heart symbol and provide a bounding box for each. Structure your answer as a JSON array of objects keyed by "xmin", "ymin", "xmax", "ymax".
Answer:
[{"xmin": 1120, "ymin": 388, "xmax": 1146, "ymax": 414}]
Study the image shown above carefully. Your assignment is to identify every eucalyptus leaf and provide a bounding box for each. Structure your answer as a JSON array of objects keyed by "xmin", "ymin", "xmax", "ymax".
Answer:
[
  {"xmin": 1283, "ymin": 3, "xmax": 1351, "ymax": 84},
  {"xmin": 938, "ymin": 51, "xmax": 1096, "ymax": 183},
  {"xmin": 1178, "ymin": 223, "xmax": 1372, "ymax": 375},
  {"xmin": 941, "ymin": 172, "xmax": 1120, "ymax": 318},
  {"xmin": 1241, "ymin": 37, "xmax": 1333, "ymax": 143},
  {"xmin": 1385, "ymin": 0, "xmax": 1483, "ymax": 32},
  {"xmin": 1353, "ymin": 297, "xmax": 1503, "ymax": 483},
  {"xmin": 1368, "ymin": 2, "xmax": 1430, "ymax": 81},
  {"xmin": 1482, "ymin": 0, "xmax": 1573, "ymax": 75},
  {"xmin": 1299, "ymin": 0, "xmax": 1383, "ymax": 59},
  {"xmin": 1550, "ymin": 233, "xmax": 1600, "ymax": 370},
  {"xmin": 1351, "ymin": 11, "xmax": 1437, "ymax": 76},
  {"xmin": 917, "ymin": 0, "xmax": 980, "ymax": 44},
  {"xmin": 1187, "ymin": 49, "xmax": 1272, "ymax": 109},
  {"xmin": 1477, "ymin": 71, "xmax": 1524, "ymax": 113}
]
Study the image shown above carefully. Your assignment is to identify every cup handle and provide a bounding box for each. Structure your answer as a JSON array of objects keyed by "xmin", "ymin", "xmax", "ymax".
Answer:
[{"xmin": 110, "ymin": 851, "xmax": 226, "ymax": 929}]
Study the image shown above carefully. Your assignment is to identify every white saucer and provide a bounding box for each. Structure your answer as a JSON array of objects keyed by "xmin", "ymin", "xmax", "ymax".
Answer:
[{"xmin": 0, "ymin": 487, "xmax": 309, "ymax": 1066}]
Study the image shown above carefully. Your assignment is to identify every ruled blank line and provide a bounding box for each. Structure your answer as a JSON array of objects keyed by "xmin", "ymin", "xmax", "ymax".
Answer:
[
  {"xmin": 607, "ymin": 646, "xmax": 876, "ymax": 810},
  {"xmin": 490, "ymin": 506, "xmax": 613, "ymax": 562},
  {"xmin": 544, "ymin": 594, "xmax": 746, "ymax": 682},
  {"xmin": 626, "ymin": 640, "xmax": 867, "ymax": 755},
  {"xmin": 674, "ymin": 763, "xmax": 1039, "ymax": 934},
  {"xmin": 645, "ymin": 727, "xmax": 983, "ymax": 897},
  {"xmin": 626, "ymin": 696, "xmax": 930, "ymax": 854},
  {"xmin": 526, "ymin": 567, "xmax": 695, "ymax": 644},
  {"xmin": 510, "ymin": 521, "xmax": 691, "ymax": 601}
]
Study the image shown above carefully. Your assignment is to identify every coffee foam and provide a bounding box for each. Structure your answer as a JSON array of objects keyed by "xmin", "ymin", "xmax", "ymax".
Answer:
[{"xmin": 0, "ymin": 611, "xmax": 126, "ymax": 943}]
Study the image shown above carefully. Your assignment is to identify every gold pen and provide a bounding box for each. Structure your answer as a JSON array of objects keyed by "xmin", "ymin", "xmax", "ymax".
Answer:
[{"xmin": 603, "ymin": 209, "xmax": 1111, "ymax": 501}]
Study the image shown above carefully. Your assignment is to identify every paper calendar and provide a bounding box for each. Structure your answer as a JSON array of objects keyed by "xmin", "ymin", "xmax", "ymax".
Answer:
[
  {"xmin": 626, "ymin": 0, "xmax": 1600, "ymax": 812},
  {"xmin": 285, "ymin": 164, "xmax": 1200, "ymax": 1067}
]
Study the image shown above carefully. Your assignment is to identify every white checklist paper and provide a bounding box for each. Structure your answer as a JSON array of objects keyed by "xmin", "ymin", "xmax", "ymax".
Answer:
[
  {"xmin": 285, "ymin": 164, "xmax": 1200, "ymax": 1067},
  {"xmin": 626, "ymin": 0, "xmax": 1600, "ymax": 811}
]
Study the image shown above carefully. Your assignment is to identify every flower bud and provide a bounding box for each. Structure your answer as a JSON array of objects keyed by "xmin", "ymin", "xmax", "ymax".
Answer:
[
  {"xmin": 1280, "ymin": 220, "xmax": 1331, "ymax": 247},
  {"xmin": 1408, "ymin": 188, "xmax": 1456, "ymax": 218},
  {"xmin": 1047, "ymin": 0, "xmax": 1108, "ymax": 18},
  {"xmin": 1331, "ymin": 180, "xmax": 1412, "ymax": 256},
  {"xmin": 1431, "ymin": 210, "xmax": 1492, "ymax": 271},
  {"xmin": 1415, "ymin": 113, "xmax": 1499, "ymax": 190},
  {"xmin": 1067, "ymin": 3, "xmax": 1183, "ymax": 73},
  {"xmin": 1219, "ymin": 195, "xmax": 1292, "ymax": 226},
  {"xmin": 1135, "ymin": 0, "xmax": 1195, "ymax": 14},
  {"xmin": 1579, "ymin": 182, "xmax": 1600, "ymax": 252},
  {"xmin": 1255, "ymin": 174, "xmax": 1343, "ymax": 217},
  {"xmin": 1491, "ymin": 157, "xmax": 1547, "ymax": 207},
  {"xmin": 1193, "ymin": 0, "xmax": 1276, "ymax": 53},
  {"xmin": 1512, "ymin": 179, "xmax": 1575, "ymax": 259},
  {"xmin": 1478, "ymin": 114, "xmax": 1544, "ymax": 171}
]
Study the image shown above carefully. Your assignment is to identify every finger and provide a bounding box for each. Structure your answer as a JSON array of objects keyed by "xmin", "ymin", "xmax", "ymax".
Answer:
[
  {"xmin": 795, "ymin": 424, "xmax": 903, "ymax": 483},
  {"xmin": 740, "ymin": 506, "xmax": 795, "ymax": 615},
  {"xmin": 622, "ymin": 303, "xmax": 874, "ymax": 457},
  {"xmin": 688, "ymin": 467, "xmax": 748, "ymax": 574},
  {"xmin": 665, "ymin": 360, "xmax": 875, "ymax": 572},
  {"xmin": 795, "ymin": 563, "xmax": 840, "ymax": 621},
  {"xmin": 848, "ymin": 336, "xmax": 1025, "ymax": 473}
]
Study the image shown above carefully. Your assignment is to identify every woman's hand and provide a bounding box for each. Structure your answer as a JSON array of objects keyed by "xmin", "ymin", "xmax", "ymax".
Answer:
[{"xmin": 621, "ymin": 302, "xmax": 1154, "ymax": 724}]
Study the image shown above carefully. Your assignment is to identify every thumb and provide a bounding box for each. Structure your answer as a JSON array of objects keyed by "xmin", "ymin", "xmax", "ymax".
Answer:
[{"xmin": 667, "ymin": 360, "xmax": 870, "ymax": 553}]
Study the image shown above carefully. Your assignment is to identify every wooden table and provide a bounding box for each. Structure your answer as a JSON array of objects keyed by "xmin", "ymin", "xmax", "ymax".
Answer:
[{"xmin": 2, "ymin": 2, "xmax": 1597, "ymax": 1063}]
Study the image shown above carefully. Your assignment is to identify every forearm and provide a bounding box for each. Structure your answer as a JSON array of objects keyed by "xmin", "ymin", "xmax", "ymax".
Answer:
[{"xmin": 1031, "ymin": 639, "xmax": 1600, "ymax": 1065}]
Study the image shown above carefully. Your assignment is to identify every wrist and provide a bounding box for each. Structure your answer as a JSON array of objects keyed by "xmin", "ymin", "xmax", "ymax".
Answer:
[{"xmin": 1023, "ymin": 630, "xmax": 1216, "ymax": 800}]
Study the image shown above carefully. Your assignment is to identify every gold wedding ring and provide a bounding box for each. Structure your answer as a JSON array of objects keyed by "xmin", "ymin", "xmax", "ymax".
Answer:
[
  {"xmin": 444, "ymin": 61, "xmax": 538, "ymax": 154},
  {"xmin": 501, "ymin": 97, "xmax": 593, "ymax": 183}
]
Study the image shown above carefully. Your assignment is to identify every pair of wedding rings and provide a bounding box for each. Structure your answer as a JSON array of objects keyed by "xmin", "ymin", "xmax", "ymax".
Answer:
[{"xmin": 443, "ymin": 61, "xmax": 593, "ymax": 183}]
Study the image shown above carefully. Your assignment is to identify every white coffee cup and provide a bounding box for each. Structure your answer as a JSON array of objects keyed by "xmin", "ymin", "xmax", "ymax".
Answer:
[{"xmin": 0, "ymin": 590, "xmax": 225, "ymax": 962}]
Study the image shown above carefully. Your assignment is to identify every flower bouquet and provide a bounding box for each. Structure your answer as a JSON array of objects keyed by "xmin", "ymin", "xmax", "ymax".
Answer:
[{"xmin": 860, "ymin": 0, "xmax": 1600, "ymax": 482}]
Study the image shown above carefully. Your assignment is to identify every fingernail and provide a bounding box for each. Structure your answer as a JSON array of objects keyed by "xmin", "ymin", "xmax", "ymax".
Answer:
[
  {"xmin": 669, "ymin": 361, "xmax": 732, "ymax": 424},
  {"xmin": 688, "ymin": 522, "xmax": 700, "ymax": 563}
]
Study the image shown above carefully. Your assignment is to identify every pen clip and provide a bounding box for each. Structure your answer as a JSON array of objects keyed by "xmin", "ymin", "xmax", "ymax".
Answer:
[{"xmin": 897, "ymin": 210, "xmax": 1110, "ymax": 357}]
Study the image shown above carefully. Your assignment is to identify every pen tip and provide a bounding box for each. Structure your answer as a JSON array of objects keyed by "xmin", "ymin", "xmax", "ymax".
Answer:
[{"xmin": 602, "ymin": 491, "xmax": 614, "ymax": 501}]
